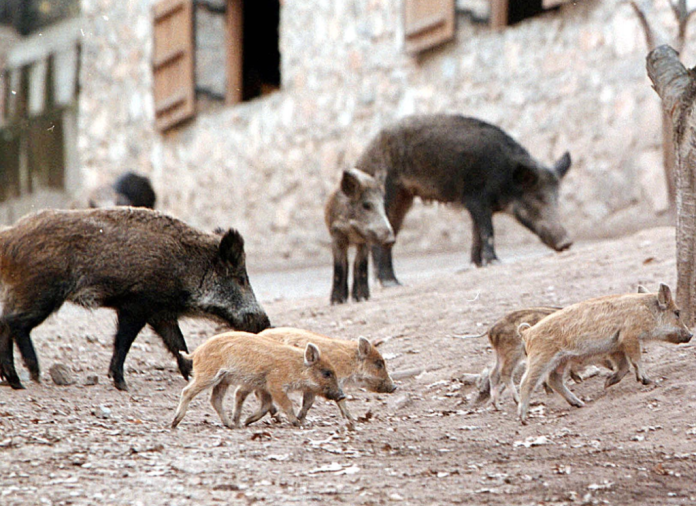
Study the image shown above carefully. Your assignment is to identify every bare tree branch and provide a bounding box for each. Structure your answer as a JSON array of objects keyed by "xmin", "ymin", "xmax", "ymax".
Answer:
[
  {"xmin": 647, "ymin": 45, "xmax": 693, "ymax": 124},
  {"xmin": 631, "ymin": 1, "xmax": 656, "ymax": 49}
]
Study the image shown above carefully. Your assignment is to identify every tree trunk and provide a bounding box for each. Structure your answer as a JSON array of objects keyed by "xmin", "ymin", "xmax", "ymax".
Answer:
[{"xmin": 646, "ymin": 44, "xmax": 696, "ymax": 325}]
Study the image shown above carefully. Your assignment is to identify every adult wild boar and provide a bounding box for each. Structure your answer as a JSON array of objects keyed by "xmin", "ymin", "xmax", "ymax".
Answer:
[
  {"xmin": 355, "ymin": 114, "xmax": 573, "ymax": 286},
  {"xmin": 0, "ymin": 208, "xmax": 270, "ymax": 391},
  {"xmin": 325, "ymin": 169, "xmax": 394, "ymax": 304}
]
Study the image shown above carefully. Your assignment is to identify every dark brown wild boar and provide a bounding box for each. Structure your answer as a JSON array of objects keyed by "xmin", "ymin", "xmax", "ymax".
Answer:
[
  {"xmin": 0, "ymin": 208, "xmax": 270, "ymax": 391},
  {"xmin": 325, "ymin": 169, "xmax": 394, "ymax": 304},
  {"xmin": 355, "ymin": 114, "xmax": 572, "ymax": 286},
  {"xmin": 259, "ymin": 327, "xmax": 397, "ymax": 427},
  {"xmin": 171, "ymin": 331, "xmax": 345, "ymax": 429},
  {"xmin": 518, "ymin": 284, "xmax": 692, "ymax": 424}
]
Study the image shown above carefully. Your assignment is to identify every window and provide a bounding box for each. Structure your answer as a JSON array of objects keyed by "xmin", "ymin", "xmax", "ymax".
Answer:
[
  {"xmin": 152, "ymin": 0, "xmax": 281, "ymax": 132},
  {"xmin": 0, "ymin": 9, "xmax": 80, "ymax": 205},
  {"xmin": 489, "ymin": 0, "xmax": 573, "ymax": 28}
]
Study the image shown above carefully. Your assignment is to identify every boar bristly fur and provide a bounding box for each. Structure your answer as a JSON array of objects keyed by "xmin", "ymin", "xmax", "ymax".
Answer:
[
  {"xmin": 517, "ymin": 284, "xmax": 692, "ymax": 424},
  {"xmin": 0, "ymin": 208, "xmax": 270, "ymax": 391},
  {"xmin": 171, "ymin": 331, "xmax": 344, "ymax": 429}
]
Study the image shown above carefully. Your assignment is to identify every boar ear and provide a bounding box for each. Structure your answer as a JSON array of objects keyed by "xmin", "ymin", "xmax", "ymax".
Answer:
[
  {"xmin": 340, "ymin": 170, "xmax": 362, "ymax": 200},
  {"xmin": 657, "ymin": 283, "xmax": 673, "ymax": 308},
  {"xmin": 512, "ymin": 164, "xmax": 538, "ymax": 189},
  {"xmin": 304, "ymin": 343, "xmax": 321, "ymax": 366},
  {"xmin": 637, "ymin": 285, "xmax": 649, "ymax": 294},
  {"xmin": 219, "ymin": 229, "xmax": 245, "ymax": 268},
  {"xmin": 357, "ymin": 336, "xmax": 372, "ymax": 359},
  {"xmin": 554, "ymin": 152, "xmax": 572, "ymax": 179}
]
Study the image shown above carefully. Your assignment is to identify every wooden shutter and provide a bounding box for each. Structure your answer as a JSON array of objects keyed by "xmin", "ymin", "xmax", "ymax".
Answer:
[
  {"xmin": 225, "ymin": 0, "xmax": 243, "ymax": 106},
  {"xmin": 403, "ymin": 0, "xmax": 455, "ymax": 55},
  {"xmin": 152, "ymin": 0, "xmax": 195, "ymax": 132},
  {"xmin": 490, "ymin": 0, "xmax": 509, "ymax": 29}
]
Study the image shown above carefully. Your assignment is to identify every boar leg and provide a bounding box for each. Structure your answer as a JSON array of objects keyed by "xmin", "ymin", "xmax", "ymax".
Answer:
[
  {"xmin": 372, "ymin": 181, "xmax": 413, "ymax": 287},
  {"xmin": 243, "ymin": 389, "xmax": 274, "ymax": 426},
  {"xmin": 148, "ymin": 316, "xmax": 191, "ymax": 380},
  {"xmin": 623, "ymin": 338, "xmax": 652, "ymax": 385},
  {"xmin": 210, "ymin": 380, "xmax": 234, "ymax": 428},
  {"xmin": 336, "ymin": 398, "xmax": 356, "ymax": 430},
  {"xmin": 352, "ymin": 243, "xmax": 370, "ymax": 302},
  {"xmin": 1, "ymin": 301, "xmax": 59, "ymax": 387},
  {"xmin": 0, "ymin": 323, "xmax": 22, "ymax": 389},
  {"xmin": 108, "ymin": 309, "xmax": 147, "ymax": 391},
  {"xmin": 518, "ymin": 353, "xmax": 556, "ymax": 423},
  {"xmin": 232, "ymin": 387, "xmax": 252, "ymax": 426},
  {"xmin": 467, "ymin": 203, "xmax": 498, "ymax": 266},
  {"xmin": 296, "ymin": 391, "xmax": 316, "ymax": 421},
  {"xmin": 604, "ymin": 352, "xmax": 630, "ymax": 389},
  {"xmin": 268, "ymin": 387, "xmax": 301, "ymax": 426},
  {"xmin": 172, "ymin": 375, "xmax": 219, "ymax": 428},
  {"xmin": 547, "ymin": 366, "xmax": 584, "ymax": 408},
  {"xmin": 330, "ymin": 238, "xmax": 350, "ymax": 305},
  {"xmin": 491, "ymin": 348, "xmax": 523, "ymax": 408}
]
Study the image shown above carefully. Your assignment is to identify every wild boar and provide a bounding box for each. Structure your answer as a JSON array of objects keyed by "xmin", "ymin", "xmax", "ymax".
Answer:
[
  {"xmin": 258, "ymin": 327, "xmax": 397, "ymax": 427},
  {"xmin": 476, "ymin": 306, "xmax": 561, "ymax": 408},
  {"xmin": 88, "ymin": 172, "xmax": 157, "ymax": 209},
  {"xmin": 325, "ymin": 169, "xmax": 395, "ymax": 304},
  {"xmin": 171, "ymin": 331, "xmax": 345, "ymax": 429},
  {"xmin": 355, "ymin": 114, "xmax": 572, "ymax": 286},
  {"xmin": 517, "ymin": 284, "xmax": 692, "ymax": 424},
  {"xmin": 0, "ymin": 207, "xmax": 270, "ymax": 391}
]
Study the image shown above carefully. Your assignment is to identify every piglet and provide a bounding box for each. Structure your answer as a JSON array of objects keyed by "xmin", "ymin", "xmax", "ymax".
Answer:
[{"xmin": 171, "ymin": 331, "xmax": 345, "ymax": 429}]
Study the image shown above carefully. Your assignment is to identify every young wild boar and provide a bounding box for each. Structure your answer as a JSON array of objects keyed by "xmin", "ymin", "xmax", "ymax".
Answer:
[
  {"xmin": 0, "ymin": 208, "xmax": 270, "ymax": 391},
  {"xmin": 325, "ymin": 169, "xmax": 395, "ymax": 304},
  {"xmin": 171, "ymin": 331, "xmax": 345, "ymax": 429},
  {"xmin": 476, "ymin": 306, "xmax": 561, "ymax": 408},
  {"xmin": 517, "ymin": 284, "xmax": 693, "ymax": 424},
  {"xmin": 259, "ymin": 327, "xmax": 397, "ymax": 427},
  {"xmin": 355, "ymin": 114, "xmax": 572, "ymax": 286}
]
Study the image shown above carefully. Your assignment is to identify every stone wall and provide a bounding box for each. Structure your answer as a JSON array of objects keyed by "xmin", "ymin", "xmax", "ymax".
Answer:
[{"xmin": 76, "ymin": 0, "xmax": 687, "ymax": 266}]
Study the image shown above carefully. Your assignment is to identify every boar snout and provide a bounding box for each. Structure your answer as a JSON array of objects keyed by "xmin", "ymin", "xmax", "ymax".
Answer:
[
  {"xmin": 235, "ymin": 311, "xmax": 271, "ymax": 333},
  {"xmin": 375, "ymin": 379, "xmax": 397, "ymax": 393},
  {"xmin": 327, "ymin": 388, "xmax": 346, "ymax": 402},
  {"xmin": 536, "ymin": 223, "xmax": 572, "ymax": 252},
  {"xmin": 552, "ymin": 235, "xmax": 573, "ymax": 252}
]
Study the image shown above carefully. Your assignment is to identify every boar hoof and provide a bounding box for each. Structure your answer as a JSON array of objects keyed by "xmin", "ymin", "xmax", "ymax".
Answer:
[
  {"xmin": 379, "ymin": 279, "xmax": 400, "ymax": 288},
  {"xmin": 113, "ymin": 378, "xmax": 129, "ymax": 391},
  {"xmin": 569, "ymin": 370, "xmax": 583, "ymax": 384},
  {"xmin": 604, "ymin": 375, "xmax": 621, "ymax": 389},
  {"xmin": 639, "ymin": 376, "xmax": 653, "ymax": 386},
  {"xmin": 9, "ymin": 379, "xmax": 25, "ymax": 390}
]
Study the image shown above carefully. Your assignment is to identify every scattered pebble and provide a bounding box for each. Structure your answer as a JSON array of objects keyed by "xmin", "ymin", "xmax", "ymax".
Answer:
[
  {"xmin": 93, "ymin": 405, "xmax": 111, "ymax": 419},
  {"xmin": 49, "ymin": 364, "xmax": 75, "ymax": 386},
  {"xmin": 84, "ymin": 375, "xmax": 99, "ymax": 386}
]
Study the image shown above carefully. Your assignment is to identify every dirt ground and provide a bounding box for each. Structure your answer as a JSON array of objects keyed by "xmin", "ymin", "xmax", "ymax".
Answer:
[{"xmin": 2, "ymin": 226, "xmax": 696, "ymax": 505}]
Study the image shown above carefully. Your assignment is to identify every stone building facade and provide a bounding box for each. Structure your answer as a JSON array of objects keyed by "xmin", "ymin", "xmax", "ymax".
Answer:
[{"xmin": 13, "ymin": 0, "xmax": 693, "ymax": 264}]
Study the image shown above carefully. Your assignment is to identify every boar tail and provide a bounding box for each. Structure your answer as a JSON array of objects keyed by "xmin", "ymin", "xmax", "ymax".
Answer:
[{"xmin": 179, "ymin": 350, "xmax": 194, "ymax": 361}]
